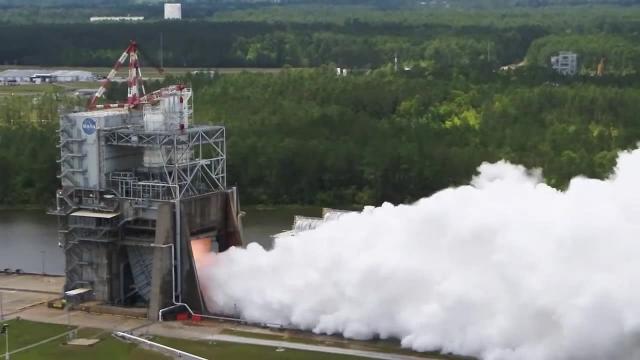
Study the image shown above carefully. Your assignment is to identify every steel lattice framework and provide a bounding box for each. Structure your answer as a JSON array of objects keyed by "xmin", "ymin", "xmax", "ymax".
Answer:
[{"xmin": 104, "ymin": 125, "xmax": 226, "ymax": 202}]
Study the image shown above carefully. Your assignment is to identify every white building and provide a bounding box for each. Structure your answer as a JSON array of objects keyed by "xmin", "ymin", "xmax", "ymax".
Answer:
[
  {"xmin": 336, "ymin": 67, "xmax": 349, "ymax": 77},
  {"xmin": 51, "ymin": 70, "xmax": 96, "ymax": 82},
  {"xmin": 0, "ymin": 69, "xmax": 96, "ymax": 84},
  {"xmin": 164, "ymin": 3, "xmax": 182, "ymax": 20},
  {"xmin": 0, "ymin": 69, "xmax": 36, "ymax": 83},
  {"xmin": 550, "ymin": 51, "xmax": 578, "ymax": 76},
  {"xmin": 89, "ymin": 16, "xmax": 144, "ymax": 22}
]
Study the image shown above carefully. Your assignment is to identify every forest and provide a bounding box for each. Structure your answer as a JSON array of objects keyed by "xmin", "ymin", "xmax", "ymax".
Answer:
[
  {"xmin": 2, "ymin": 5, "xmax": 640, "ymax": 73},
  {"xmin": 3, "ymin": 67, "xmax": 640, "ymax": 206},
  {"xmin": 2, "ymin": 4, "xmax": 640, "ymax": 206}
]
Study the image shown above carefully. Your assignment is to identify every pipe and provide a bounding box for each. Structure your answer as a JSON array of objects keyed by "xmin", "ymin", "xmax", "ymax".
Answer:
[
  {"xmin": 175, "ymin": 199, "xmax": 181, "ymax": 302},
  {"xmin": 114, "ymin": 331, "xmax": 206, "ymax": 360},
  {"xmin": 174, "ymin": 134, "xmax": 182, "ymax": 304},
  {"xmin": 154, "ymin": 240, "xmax": 238, "ymax": 322},
  {"xmin": 153, "ymin": 243, "xmax": 288, "ymax": 328},
  {"xmin": 154, "ymin": 199, "xmax": 287, "ymax": 327},
  {"xmin": 152, "ymin": 243, "xmax": 178, "ymax": 321},
  {"xmin": 152, "ymin": 242, "xmax": 198, "ymax": 322}
]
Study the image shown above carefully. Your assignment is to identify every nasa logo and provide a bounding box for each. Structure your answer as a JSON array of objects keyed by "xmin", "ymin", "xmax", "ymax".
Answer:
[{"xmin": 82, "ymin": 118, "xmax": 96, "ymax": 135}]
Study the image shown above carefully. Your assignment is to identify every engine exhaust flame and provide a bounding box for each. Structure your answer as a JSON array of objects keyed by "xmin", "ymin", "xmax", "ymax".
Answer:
[{"xmin": 199, "ymin": 149, "xmax": 640, "ymax": 360}]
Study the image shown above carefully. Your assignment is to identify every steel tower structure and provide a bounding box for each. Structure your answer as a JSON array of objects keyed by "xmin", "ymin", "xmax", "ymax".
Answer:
[{"xmin": 50, "ymin": 41, "xmax": 243, "ymax": 318}]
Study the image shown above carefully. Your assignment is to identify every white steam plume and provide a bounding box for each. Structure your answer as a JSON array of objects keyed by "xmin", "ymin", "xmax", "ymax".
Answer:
[{"xmin": 199, "ymin": 149, "xmax": 640, "ymax": 360}]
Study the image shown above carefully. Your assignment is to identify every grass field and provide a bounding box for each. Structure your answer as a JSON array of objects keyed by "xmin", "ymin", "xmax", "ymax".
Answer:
[
  {"xmin": 0, "ymin": 66, "xmax": 290, "ymax": 96},
  {"xmin": 152, "ymin": 335, "xmax": 362, "ymax": 360},
  {"xmin": 1, "ymin": 319, "xmax": 72, "ymax": 351},
  {"xmin": 0, "ymin": 319, "xmax": 369, "ymax": 359},
  {"xmin": 0, "ymin": 84, "xmax": 60, "ymax": 96},
  {"xmin": 0, "ymin": 320, "xmax": 165, "ymax": 360},
  {"xmin": 0, "ymin": 65, "xmax": 287, "ymax": 78},
  {"xmin": 220, "ymin": 328, "xmax": 472, "ymax": 360}
]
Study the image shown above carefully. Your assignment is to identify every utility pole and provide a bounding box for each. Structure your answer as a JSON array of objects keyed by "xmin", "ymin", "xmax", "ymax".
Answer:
[
  {"xmin": 0, "ymin": 292, "xmax": 3, "ymax": 321},
  {"xmin": 394, "ymin": 52, "xmax": 398, "ymax": 72},
  {"xmin": 40, "ymin": 251, "xmax": 46, "ymax": 275},
  {"xmin": 65, "ymin": 302, "xmax": 74, "ymax": 341},
  {"xmin": 1, "ymin": 324, "xmax": 8, "ymax": 360},
  {"xmin": 487, "ymin": 41, "xmax": 491, "ymax": 62},
  {"xmin": 160, "ymin": 32, "xmax": 164, "ymax": 69},
  {"xmin": 66, "ymin": 302, "xmax": 70, "ymax": 328}
]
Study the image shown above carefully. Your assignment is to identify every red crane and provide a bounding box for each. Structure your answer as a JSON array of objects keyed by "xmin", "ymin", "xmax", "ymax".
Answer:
[{"xmin": 88, "ymin": 40, "xmax": 167, "ymax": 110}]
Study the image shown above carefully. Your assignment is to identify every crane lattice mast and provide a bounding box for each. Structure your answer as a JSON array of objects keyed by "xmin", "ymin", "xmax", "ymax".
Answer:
[{"xmin": 88, "ymin": 41, "xmax": 147, "ymax": 110}]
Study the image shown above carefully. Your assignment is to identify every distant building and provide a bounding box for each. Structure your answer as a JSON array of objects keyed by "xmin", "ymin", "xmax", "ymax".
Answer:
[
  {"xmin": 0, "ymin": 69, "xmax": 96, "ymax": 84},
  {"xmin": 499, "ymin": 59, "xmax": 527, "ymax": 72},
  {"xmin": 550, "ymin": 51, "xmax": 578, "ymax": 76},
  {"xmin": 73, "ymin": 88, "xmax": 100, "ymax": 97},
  {"xmin": 31, "ymin": 73, "xmax": 54, "ymax": 84},
  {"xmin": 0, "ymin": 69, "xmax": 34, "ymax": 83},
  {"xmin": 164, "ymin": 3, "xmax": 182, "ymax": 20},
  {"xmin": 89, "ymin": 16, "xmax": 144, "ymax": 22},
  {"xmin": 52, "ymin": 70, "xmax": 96, "ymax": 82}
]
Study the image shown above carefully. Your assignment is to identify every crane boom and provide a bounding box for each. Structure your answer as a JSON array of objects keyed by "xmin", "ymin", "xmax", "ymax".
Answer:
[
  {"xmin": 88, "ymin": 41, "xmax": 146, "ymax": 110},
  {"xmin": 87, "ymin": 40, "xmax": 186, "ymax": 113}
]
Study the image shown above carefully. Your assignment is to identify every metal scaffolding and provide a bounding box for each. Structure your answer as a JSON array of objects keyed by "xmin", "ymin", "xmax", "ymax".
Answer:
[
  {"xmin": 57, "ymin": 115, "xmax": 86, "ymax": 188},
  {"xmin": 50, "ymin": 54, "xmax": 240, "ymax": 314},
  {"xmin": 105, "ymin": 125, "xmax": 226, "ymax": 201}
]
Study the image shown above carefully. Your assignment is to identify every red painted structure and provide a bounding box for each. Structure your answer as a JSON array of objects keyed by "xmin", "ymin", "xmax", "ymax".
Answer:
[{"xmin": 88, "ymin": 40, "xmax": 173, "ymax": 110}]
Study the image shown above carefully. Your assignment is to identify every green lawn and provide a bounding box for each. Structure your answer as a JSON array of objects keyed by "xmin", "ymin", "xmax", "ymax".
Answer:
[
  {"xmin": 153, "ymin": 335, "xmax": 364, "ymax": 360},
  {"xmin": 0, "ymin": 67, "xmax": 289, "ymax": 96},
  {"xmin": 0, "ymin": 319, "xmax": 165, "ymax": 360},
  {"xmin": 0, "ymin": 65, "xmax": 287, "ymax": 78},
  {"xmin": 0, "ymin": 319, "xmax": 72, "ymax": 351},
  {"xmin": 0, "ymin": 84, "xmax": 58, "ymax": 96},
  {"xmin": 13, "ymin": 336, "xmax": 166, "ymax": 360},
  {"xmin": 220, "ymin": 328, "xmax": 474, "ymax": 360},
  {"xmin": 0, "ymin": 319, "xmax": 370, "ymax": 359}
]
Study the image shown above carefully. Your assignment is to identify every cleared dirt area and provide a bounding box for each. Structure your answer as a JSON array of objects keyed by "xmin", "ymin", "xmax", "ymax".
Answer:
[
  {"xmin": 0, "ymin": 274, "xmax": 60, "ymax": 318},
  {"xmin": 0, "ymin": 273, "xmax": 64, "ymax": 293},
  {"xmin": 0, "ymin": 274, "xmax": 63, "ymax": 317}
]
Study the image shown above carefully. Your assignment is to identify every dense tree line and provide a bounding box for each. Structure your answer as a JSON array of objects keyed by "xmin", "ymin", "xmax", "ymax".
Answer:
[
  {"xmin": 4, "ymin": 5, "xmax": 640, "ymax": 206},
  {"xmin": 0, "ymin": 92, "xmax": 79, "ymax": 205},
  {"xmin": 97, "ymin": 67, "xmax": 640, "ymax": 205},
  {"xmin": 0, "ymin": 20, "xmax": 540, "ymax": 69},
  {"xmin": 1, "ymin": 6, "xmax": 640, "ymax": 74},
  {"xmin": 3, "ymin": 69, "xmax": 640, "ymax": 206}
]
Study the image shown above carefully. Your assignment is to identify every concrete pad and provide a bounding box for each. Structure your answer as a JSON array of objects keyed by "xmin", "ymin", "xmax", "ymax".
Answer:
[{"xmin": 67, "ymin": 338, "xmax": 100, "ymax": 346}]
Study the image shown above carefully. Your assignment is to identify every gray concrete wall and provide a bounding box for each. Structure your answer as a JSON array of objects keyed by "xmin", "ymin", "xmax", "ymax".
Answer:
[
  {"xmin": 182, "ymin": 192, "xmax": 227, "ymax": 233},
  {"xmin": 148, "ymin": 203, "xmax": 174, "ymax": 321}
]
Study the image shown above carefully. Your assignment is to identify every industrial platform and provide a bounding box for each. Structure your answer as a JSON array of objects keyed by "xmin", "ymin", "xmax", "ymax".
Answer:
[{"xmin": 49, "ymin": 41, "xmax": 243, "ymax": 321}]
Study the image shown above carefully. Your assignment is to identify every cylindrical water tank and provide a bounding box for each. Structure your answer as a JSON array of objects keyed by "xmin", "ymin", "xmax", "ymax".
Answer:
[
  {"xmin": 143, "ymin": 108, "xmax": 166, "ymax": 131},
  {"xmin": 164, "ymin": 3, "xmax": 182, "ymax": 20}
]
